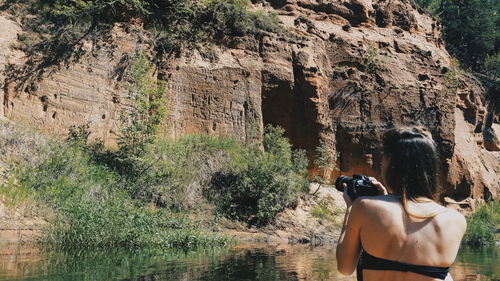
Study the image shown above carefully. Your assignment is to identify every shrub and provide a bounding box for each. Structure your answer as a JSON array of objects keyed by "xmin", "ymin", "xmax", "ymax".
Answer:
[
  {"xmin": 199, "ymin": 0, "xmax": 283, "ymax": 38},
  {"xmin": 362, "ymin": 45, "xmax": 387, "ymax": 73},
  {"xmin": 310, "ymin": 140, "xmax": 338, "ymax": 193},
  {"xmin": 127, "ymin": 127, "xmax": 309, "ymax": 222},
  {"xmin": 311, "ymin": 196, "xmax": 341, "ymax": 224},
  {"xmin": 209, "ymin": 125, "xmax": 308, "ymax": 225},
  {"xmin": 443, "ymin": 58, "xmax": 464, "ymax": 93},
  {"xmin": 78, "ymin": 51, "xmax": 166, "ymax": 179},
  {"xmin": 2, "ymin": 124, "xmax": 309, "ymax": 247},
  {"xmin": 2, "ymin": 120, "xmax": 309, "ymax": 248},
  {"xmin": 0, "ymin": 120, "xmax": 51, "ymax": 170},
  {"xmin": 462, "ymin": 202, "xmax": 500, "ymax": 247}
]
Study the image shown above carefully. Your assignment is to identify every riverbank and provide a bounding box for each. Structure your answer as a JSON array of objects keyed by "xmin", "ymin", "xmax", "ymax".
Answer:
[
  {"xmin": 0, "ymin": 183, "xmax": 346, "ymax": 247},
  {"xmin": 219, "ymin": 183, "xmax": 345, "ymax": 245},
  {"xmin": 0, "ymin": 119, "xmax": 344, "ymax": 249}
]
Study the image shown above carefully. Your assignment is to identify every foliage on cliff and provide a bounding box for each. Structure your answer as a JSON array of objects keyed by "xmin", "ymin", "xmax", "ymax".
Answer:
[
  {"xmin": 2, "ymin": 0, "xmax": 283, "ymax": 70},
  {"xmin": 117, "ymin": 52, "xmax": 166, "ymax": 162},
  {"xmin": 0, "ymin": 51, "xmax": 307, "ymax": 246},
  {"xmin": 415, "ymin": 0, "xmax": 499, "ymax": 78}
]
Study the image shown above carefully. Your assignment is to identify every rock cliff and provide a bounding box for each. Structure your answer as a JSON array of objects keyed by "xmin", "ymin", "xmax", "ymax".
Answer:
[{"xmin": 1, "ymin": 0, "xmax": 498, "ymax": 201}]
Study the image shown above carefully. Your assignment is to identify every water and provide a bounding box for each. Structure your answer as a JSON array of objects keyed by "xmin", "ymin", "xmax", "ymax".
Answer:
[
  {"xmin": 0, "ymin": 244, "xmax": 497, "ymax": 281},
  {"xmin": 451, "ymin": 246, "xmax": 500, "ymax": 281}
]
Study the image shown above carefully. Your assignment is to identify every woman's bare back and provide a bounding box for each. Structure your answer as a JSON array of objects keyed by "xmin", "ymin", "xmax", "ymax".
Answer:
[{"xmin": 357, "ymin": 195, "xmax": 466, "ymax": 281}]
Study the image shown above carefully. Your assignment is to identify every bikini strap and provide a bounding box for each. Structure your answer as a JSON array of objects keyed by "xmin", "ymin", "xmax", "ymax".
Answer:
[{"xmin": 359, "ymin": 251, "xmax": 450, "ymax": 280}]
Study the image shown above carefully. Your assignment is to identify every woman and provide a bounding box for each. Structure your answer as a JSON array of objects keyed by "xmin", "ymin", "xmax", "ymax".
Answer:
[{"xmin": 336, "ymin": 127, "xmax": 466, "ymax": 281}]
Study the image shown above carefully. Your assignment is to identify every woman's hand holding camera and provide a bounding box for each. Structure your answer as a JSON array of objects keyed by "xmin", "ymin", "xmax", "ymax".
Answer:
[
  {"xmin": 342, "ymin": 177, "xmax": 388, "ymax": 207},
  {"xmin": 368, "ymin": 177, "xmax": 388, "ymax": 196}
]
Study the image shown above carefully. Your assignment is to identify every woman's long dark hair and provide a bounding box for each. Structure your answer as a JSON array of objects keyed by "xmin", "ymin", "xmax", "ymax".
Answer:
[{"xmin": 382, "ymin": 127, "xmax": 441, "ymax": 218}]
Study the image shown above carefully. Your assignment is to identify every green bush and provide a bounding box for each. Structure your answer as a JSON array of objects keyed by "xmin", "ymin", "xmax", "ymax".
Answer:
[
  {"xmin": 463, "ymin": 202, "xmax": 500, "ymax": 247},
  {"xmin": 199, "ymin": 0, "xmax": 283, "ymax": 38},
  {"xmin": 64, "ymin": 51, "xmax": 166, "ymax": 178},
  {"xmin": 209, "ymin": 125, "xmax": 308, "ymax": 225},
  {"xmin": 311, "ymin": 196, "xmax": 340, "ymax": 223},
  {"xmin": 125, "ymin": 126, "xmax": 308, "ymax": 224},
  {"xmin": 443, "ymin": 58, "xmax": 463, "ymax": 93}
]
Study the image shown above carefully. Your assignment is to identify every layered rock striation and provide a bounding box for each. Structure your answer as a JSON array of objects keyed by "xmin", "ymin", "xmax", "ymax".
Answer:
[{"xmin": 1, "ymin": 0, "xmax": 498, "ymax": 200}]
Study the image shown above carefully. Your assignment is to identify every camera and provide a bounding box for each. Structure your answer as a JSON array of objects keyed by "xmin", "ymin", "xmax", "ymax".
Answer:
[{"xmin": 335, "ymin": 174, "xmax": 379, "ymax": 200}]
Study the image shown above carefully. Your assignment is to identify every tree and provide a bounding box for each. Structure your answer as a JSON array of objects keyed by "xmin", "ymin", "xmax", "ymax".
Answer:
[
  {"xmin": 118, "ymin": 52, "xmax": 166, "ymax": 158},
  {"xmin": 415, "ymin": 0, "xmax": 499, "ymax": 74}
]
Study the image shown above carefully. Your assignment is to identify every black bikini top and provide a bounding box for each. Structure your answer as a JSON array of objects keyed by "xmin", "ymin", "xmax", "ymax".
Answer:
[{"xmin": 356, "ymin": 250, "xmax": 450, "ymax": 281}]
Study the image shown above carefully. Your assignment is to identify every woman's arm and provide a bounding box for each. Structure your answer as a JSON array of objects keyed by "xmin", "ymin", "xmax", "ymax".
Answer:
[
  {"xmin": 336, "ymin": 199, "xmax": 363, "ymax": 275},
  {"xmin": 336, "ymin": 178, "xmax": 386, "ymax": 275}
]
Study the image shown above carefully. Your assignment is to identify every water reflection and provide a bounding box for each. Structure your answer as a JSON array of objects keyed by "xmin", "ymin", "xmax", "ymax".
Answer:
[
  {"xmin": 0, "ymin": 244, "xmax": 496, "ymax": 281},
  {"xmin": 196, "ymin": 245, "xmax": 355, "ymax": 281},
  {"xmin": 451, "ymin": 246, "xmax": 499, "ymax": 281}
]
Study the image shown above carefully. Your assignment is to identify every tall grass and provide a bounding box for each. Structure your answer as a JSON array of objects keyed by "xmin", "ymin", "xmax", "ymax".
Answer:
[
  {"xmin": 115, "ymin": 125, "xmax": 308, "ymax": 225},
  {"xmin": 2, "ymin": 141, "xmax": 229, "ymax": 249}
]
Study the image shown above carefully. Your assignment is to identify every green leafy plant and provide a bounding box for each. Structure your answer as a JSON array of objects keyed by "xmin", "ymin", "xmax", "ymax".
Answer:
[
  {"xmin": 443, "ymin": 58, "xmax": 463, "ymax": 93},
  {"xmin": 483, "ymin": 53, "xmax": 500, "ymax": 78},
  {"xmin": 2, "ymin": 136, "xmax": 231, "ymax": 249},
  {"xmin": 312, "ymin": 200, "xmax": 338, "ymax": 219},
  {"xmin": 2, "ymin": 123, "xmax": 311, "ymax": 247},
  {"xmin": 462, "ymin": 201, "xmax": 500, "ymax": 247},
  {"xmin": 209, "ymin": 125, "xmax": 308, "ymax": 225},
  {"xmin": 2, "ymin": 119, "xmax": 314, "ymax": 250},
  {"xmin": 363, "ymin": 45, "xmax": 386, "ymax": 72},
  {"xmin": 199, "ymin": 0, "xmax": 283, "ymax": 38},
  {"xmin": 126, "ymin": 135, "xmax": 243, "ymax": 210},
  {"xmin": 311, "ymin": 196, "xmax": 342, "ymax": 228},
  {"xmin": 310, "ymin": 140, "xmax": 338, "ymax": 195}
]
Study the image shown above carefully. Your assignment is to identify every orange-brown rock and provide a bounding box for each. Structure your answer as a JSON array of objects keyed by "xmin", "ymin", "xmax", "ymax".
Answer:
[{"xmin": 1, "ymin": 0, "xmax": 498, "ymax": 200}]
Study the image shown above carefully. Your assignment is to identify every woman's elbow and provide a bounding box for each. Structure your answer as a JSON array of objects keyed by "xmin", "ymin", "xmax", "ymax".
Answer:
[{"xmin": 337, "ymin": 260, "xmax": 356, "ymax": 276}]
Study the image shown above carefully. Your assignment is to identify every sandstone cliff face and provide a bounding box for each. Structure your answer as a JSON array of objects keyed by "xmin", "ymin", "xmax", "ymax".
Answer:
[
  {"xmin": 0, "ymin": 15, "xmax": 22, "ymax": 118},
  {"xmin": 1, "ymin": 0, "xmax": 498, "ymax": 200}
]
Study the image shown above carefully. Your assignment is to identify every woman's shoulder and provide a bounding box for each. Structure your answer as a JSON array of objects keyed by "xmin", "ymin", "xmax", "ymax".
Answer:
[
  {"xmin": 353, "ymin": 196, "xmax": 465, "ymax": 227},
  {"xmin": 353, "ymin": 195, "xmax": 401, "ymax": 210},
  {"xmin": 351, "ymin": 195, "xmax": 402, "ymax": 218},
  {"xmin": 434, "ymin": 206, "xmax": 466, "ymax": 231}
]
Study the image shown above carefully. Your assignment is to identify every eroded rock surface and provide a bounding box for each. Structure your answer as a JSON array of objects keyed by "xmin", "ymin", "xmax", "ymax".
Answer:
[{"xmin": 1, "ymin": 0, "xmax": 498, "ymax": 200}]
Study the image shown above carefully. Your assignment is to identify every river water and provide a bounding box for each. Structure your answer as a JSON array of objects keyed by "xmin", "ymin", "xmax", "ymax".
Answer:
[{"xmin": 0, "ymin": 244, "xmax": 497, "ymax": 281}]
